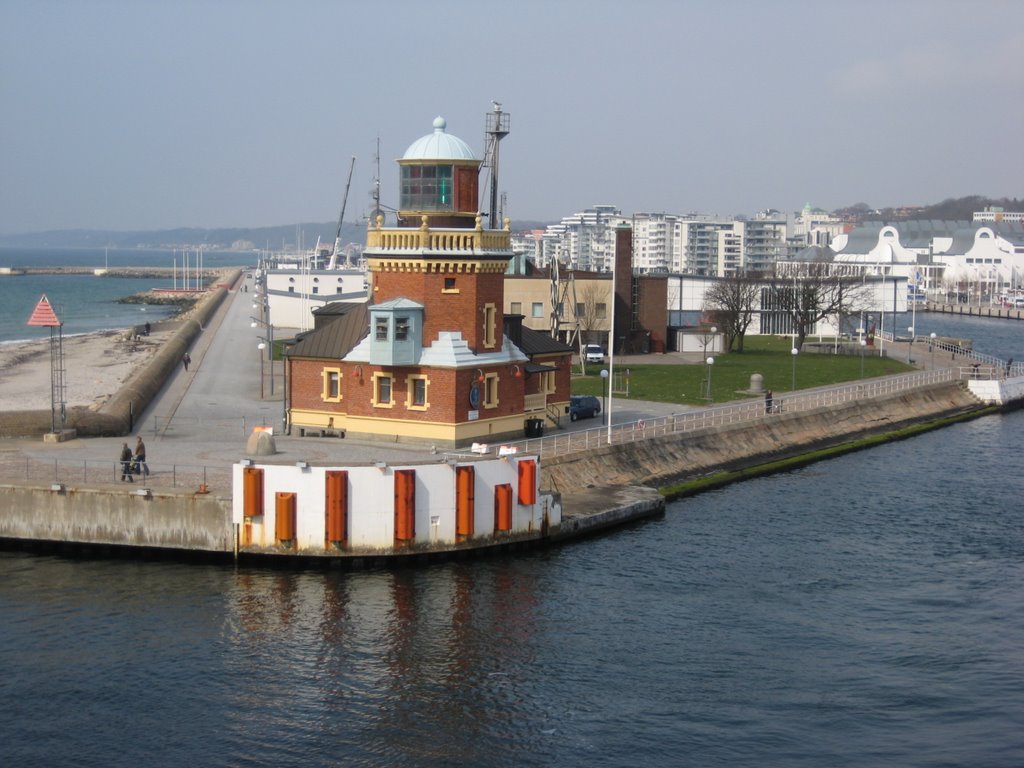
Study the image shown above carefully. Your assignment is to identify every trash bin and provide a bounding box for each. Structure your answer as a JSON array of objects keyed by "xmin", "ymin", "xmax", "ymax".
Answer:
[{"xmin": 524, "ymin": 418, "xmax": 543, "ymax": 438}]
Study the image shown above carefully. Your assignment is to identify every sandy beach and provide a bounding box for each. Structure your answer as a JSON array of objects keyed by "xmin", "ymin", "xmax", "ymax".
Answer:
[{"xmin": 0, "ymin": 329, "xmax": 169, "ymax": 411}]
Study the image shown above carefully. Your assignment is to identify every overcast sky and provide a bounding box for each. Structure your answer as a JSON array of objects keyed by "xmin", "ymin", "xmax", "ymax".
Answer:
[{"xmin": 1, "ymin": 0, "xmax": 1021, "ymax": 235}]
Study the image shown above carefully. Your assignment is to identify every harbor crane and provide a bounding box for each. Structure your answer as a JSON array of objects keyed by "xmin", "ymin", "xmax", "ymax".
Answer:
[{"xmin": 329, "ymin": 156, "xmax": 356, "ymax": 269}]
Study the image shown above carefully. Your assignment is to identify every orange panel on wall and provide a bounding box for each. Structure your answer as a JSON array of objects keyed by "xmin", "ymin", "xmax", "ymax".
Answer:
[
  {"xmin": 394, "ymin": 469, "xmax": 416, "ymax": 542},
  {"xmin": 456, "ymin": 465, "xmax": 475, "ymax": 537},
  {"xmin": 517, "ymin": 459, "xmax": 537, "ymax": 505},
  {"xmin": 494, "ymin": 483, "xmax": 513, "ymax": 531},
  {"xmin": 325, "ymin": 470, "xmax": 348, "ymax": 544},
  {"xmin": 275, "ymin": 491, "xmax": 296, "ymax": 544},
  {"xmin": 243, "ymin": 467, "xmax": 264, "ymax": 519}
]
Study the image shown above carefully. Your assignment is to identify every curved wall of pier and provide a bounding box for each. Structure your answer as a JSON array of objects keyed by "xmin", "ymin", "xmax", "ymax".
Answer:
[{"xmin": 0, "ymin": 270, "xmax": 241, "ymax": 438}]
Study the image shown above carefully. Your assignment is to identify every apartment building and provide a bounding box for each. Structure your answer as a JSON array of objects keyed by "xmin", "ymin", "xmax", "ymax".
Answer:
[
  {"xmin": 531, "ymin": 206, "xmax": 790, "ymax": 277},
  {"xmin": 537, "ymin": 205, "xmax": 624, "ymax": 271}
]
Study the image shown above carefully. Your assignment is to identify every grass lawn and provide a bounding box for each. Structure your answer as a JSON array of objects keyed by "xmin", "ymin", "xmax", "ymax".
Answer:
[{"xmin": 571, "ymin": 336, "xmax": 914, "ymax": 406}]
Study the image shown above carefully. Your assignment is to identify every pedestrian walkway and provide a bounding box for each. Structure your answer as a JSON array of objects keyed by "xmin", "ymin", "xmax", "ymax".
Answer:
[{"xmin": 1, "ymin": 291, "xmax": 1006, "ymax": 491}]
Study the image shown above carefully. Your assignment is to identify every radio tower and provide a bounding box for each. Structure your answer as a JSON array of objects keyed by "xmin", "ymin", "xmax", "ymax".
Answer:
[{"xmin": 482, "ymin": 102, "xmax": 510, "ymax": 229}]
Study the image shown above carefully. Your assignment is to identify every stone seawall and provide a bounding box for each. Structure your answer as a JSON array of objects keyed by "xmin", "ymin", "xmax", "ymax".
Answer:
[
  {"xmin": 0, "ymin": 484, "xmax": 233, "ymax": 553},
  {"xmin": 0, "ymin": 381, "xmax": 989, "ymax": 559},
  {"xmin": 0, "ymin": 269, "xmax": 242, "ymax": 438},
  {"xmin": 540, "ymin": 381, "xmax": 982, "ymax": 494}
]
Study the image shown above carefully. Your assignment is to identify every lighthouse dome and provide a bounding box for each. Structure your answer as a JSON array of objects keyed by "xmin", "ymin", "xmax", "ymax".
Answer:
[{"xmin": 402, "ymin": 116, "xmax": 476, "ymax": 161}]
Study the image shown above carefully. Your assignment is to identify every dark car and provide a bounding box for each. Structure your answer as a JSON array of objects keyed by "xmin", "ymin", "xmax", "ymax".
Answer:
[{"xmin": 569, "ymin": 394, "xmax": 601, "ymax": 421}]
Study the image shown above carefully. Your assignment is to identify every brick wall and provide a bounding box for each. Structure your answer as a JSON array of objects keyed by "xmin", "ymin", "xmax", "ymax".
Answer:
[{"xmin": 371, "ymin": 265, "xmax": 506, "ymax": 351}]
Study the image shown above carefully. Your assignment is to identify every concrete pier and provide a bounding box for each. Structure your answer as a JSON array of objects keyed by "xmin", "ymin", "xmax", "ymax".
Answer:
[{"xmin": 0, "ymin": 270, "xmax": 1013, "ymax": 565}]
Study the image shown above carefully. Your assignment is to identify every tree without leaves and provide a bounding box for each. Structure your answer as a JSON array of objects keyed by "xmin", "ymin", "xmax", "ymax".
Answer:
[
  {"xmin": 576, "ymin": 282, "xmax": 606, "ymax": 342},
  {"xmin": 703, "ymin": 273, "xmax": 761, "ymax": 352},
  {"xmin": 769, "ymin": 260, "xmax": 873, "ymax": 350}
]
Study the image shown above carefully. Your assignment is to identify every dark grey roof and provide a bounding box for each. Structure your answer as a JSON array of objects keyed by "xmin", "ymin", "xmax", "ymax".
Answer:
[
  {"xmin": 842, "ymin": 224, "xmax": 883, "ymax": 253},
  {"xmin": 946, "ymin": 228, "xmax": 979, "ymax": 256},
  {"xmin": 312, "ymin": 301, "xmax": 361, "ymax": 317},
  {"xmin": 791, "ymin": 245, "xmax": 836, "ymax": 262},
  {"xmin": 840, "ymin": 220, "xmax": 976, "ymax": 255},
  {"xmin": 989, "ymin": 221, "xmax": 1024, "ymax": 245},
  {"xmin": 287, "ymin": 302, "xmax": 369, "ymax": 360},
  {"xmin": 518, "ymin": 325, "xmax": 574, "ymax": 357}
]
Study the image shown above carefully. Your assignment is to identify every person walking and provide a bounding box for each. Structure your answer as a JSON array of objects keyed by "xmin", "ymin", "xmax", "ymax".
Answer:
[
  {"xmin": 765, "ymin": 389, "xmax": 774, "ymax": 414},
  {"xmin": 134, "ymin": 436, "xmax": 149, "ymax": 477},
  {"xmin": 182, "ymin": 352, "xmax": 191, "ymax": 371},
  {"xmin": 119, "ymin": 443, "xmax": 134, "ymax": 482}
]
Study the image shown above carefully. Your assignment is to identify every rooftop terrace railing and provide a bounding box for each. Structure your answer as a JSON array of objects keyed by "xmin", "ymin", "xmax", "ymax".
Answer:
[{"xmin": 364, "ymin": 215, "xmax": 511, "ymax": 253}]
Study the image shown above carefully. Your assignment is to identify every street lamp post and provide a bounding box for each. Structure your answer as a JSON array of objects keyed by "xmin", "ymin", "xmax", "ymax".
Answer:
[
  {"xmin": 907, "ymin": 325, "xmax": 915, "ymax": 364},
  {"xmin": 257, "ymin": 341, "xmax": 266, "ymax": 399},
  {"xmin": 600, "ymin": 369, "xmax": 609, "ymax": 426},
  {"xmin": 930, "ymin": 332, "xmax": 937, "ymax": 369},
  {"xmin": 791, "ymin": 347, "xmax": 799, "ymax": 391},
  {"xmin": 860, "ymin": 338, "xmax": 867, "ymax": 378},
  {"xmin": 705, "ymin": 356, "xmax": 715, "ymax": 402},
  {"xmin": 251, "ymin": 320, "xmax": 275, "ymax": 396}
]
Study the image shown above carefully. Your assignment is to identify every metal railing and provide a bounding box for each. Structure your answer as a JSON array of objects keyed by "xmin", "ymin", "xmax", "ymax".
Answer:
[
  {"xmin": 0, "ymin": 457, "xmax": 231, "ymax": 493},
  {"xmin": 147, "ymin": 414, "xmax": 281, "ymax": 439},
  {"xmin": 495, "ymin": 367, "xmax": 966, "ymax": 461}
]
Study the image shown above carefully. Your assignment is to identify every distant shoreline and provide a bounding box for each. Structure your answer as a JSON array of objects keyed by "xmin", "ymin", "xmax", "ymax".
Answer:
[{"xmin": 0, "ymin": 266, "xmax": 217, "ymax": 278}]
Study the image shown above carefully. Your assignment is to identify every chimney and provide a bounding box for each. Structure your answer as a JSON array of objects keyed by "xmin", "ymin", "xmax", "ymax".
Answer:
[{"xmin": 504, "ymin": 313, "xmax": 524, "ymax": 347}]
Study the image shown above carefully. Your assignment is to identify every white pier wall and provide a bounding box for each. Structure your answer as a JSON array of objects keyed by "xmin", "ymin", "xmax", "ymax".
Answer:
[
  {"xmin": 967, "ymin": 376, "xmax": 1024, "ymax": 405},
  {"xmin": 231, "ymin": 455, "xmax": 558, "ymax": 553}
]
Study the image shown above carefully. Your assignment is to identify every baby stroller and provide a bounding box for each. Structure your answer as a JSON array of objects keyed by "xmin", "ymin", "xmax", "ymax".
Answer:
[{"xmin": 130, "ymin": 457, "xmax": 149, "ymax": 477}]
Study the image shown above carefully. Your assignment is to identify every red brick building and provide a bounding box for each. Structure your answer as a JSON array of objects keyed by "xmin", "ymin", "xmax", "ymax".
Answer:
[{"xmin": 287, "ymin": 117, "xmax": 573, "ymax": 447}]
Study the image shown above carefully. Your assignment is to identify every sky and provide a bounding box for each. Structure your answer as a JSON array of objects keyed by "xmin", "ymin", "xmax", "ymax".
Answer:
[{"xmin": 1, "ymin": 0, "xmax": 1022, "ymax": 235}]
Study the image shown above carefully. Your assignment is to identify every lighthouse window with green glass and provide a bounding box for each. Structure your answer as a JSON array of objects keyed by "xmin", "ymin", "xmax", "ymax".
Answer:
[{"xmin": 401, "ymin": 164, "xmax": 453, "ymax": 211}]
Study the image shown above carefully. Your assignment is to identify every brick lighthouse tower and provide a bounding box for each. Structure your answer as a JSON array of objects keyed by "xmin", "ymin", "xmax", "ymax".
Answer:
[{"xmin": 284, "ymin": 111, "xmax": 572, "ymax": 447}]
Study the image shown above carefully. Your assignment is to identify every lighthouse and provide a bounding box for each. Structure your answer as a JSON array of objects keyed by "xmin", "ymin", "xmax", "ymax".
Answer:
[{"xmin": 286, "ymin": 112, "xmax": 572, "ymax": 447}]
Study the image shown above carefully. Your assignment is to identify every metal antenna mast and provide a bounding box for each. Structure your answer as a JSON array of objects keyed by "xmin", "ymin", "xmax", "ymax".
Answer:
[
  {"xmin": 371, "ymin": 137, "xmax": 382, "ymax": 223},
  {"xmin": 482, "ymin": 102, "xmax": 510, "ymax": 228}
]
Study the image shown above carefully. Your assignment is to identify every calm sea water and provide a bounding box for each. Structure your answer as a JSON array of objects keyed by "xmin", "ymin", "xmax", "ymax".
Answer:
[
  {"xmin": 1, "ymin": 294, "xmax": 1022, "ymax": 766},
  {"xmin": 0, "ymin": 247, "xmax": 256, "ymax": 342},
  {"xmin": 2, "ymin": 411, "xmax": 1022, "ymax": 767}
]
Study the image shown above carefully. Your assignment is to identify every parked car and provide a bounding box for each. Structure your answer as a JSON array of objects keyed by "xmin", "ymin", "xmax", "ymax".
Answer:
[
  {"xmin": 583, "ymin": 343, "xmax": 605, "ymax": 364},
  {"xmin": 569, "ymin": 394, "xmax": 601, "ymax": 421}
]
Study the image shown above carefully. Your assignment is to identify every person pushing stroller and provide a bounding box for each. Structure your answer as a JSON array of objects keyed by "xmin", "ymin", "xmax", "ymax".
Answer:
[{"xmin": 119, "ymin": 443, "xmax": 134, "ymax": 482}]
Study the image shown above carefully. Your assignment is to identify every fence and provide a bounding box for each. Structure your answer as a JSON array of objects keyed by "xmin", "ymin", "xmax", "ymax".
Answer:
[
  {"xmin": 0, "ymin": 456, "xmax": 232, "ymax": 493},
  {"xmin": 490, "ymin": 367, "xmax": 968, "ymax": 461},
  {"xmin": 3, "ymin": 353, "xmax": 1017, "ymax": 490},
  {"xmin": 147, "ymin": 414, "xmax": 281, "ymax": 439}
]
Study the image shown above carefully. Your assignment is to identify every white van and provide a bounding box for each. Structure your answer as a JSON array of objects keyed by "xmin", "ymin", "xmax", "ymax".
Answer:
[{"xmin": 583, "ymin": 344, "xmax": 605, "ymax": 363}]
